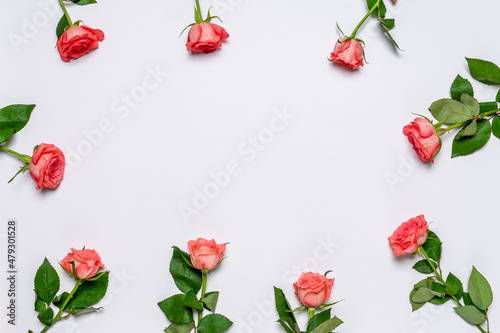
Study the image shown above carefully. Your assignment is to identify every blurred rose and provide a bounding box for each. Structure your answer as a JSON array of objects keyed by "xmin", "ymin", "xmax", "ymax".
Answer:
[
  {"xmin": 329, "ymin": 37, "xmax": 364, "ymax": 70},
  {"xmin": 186, "ymin": 23, "xmax": 229, "ymax": 54},
  {"xmin": 388, "ymin": 215, "xmax": 428, "ymax": 256},
  {"xmin": 57, "ymin": 25, "xmax": 104, "ymax": 62},
  {"xmin": 403, "ymin": 117, "xmax": 441, "ymax": 163},
  {"xmin": 60, "ymin": 248, "xmax": 105, "ymax": 279}
]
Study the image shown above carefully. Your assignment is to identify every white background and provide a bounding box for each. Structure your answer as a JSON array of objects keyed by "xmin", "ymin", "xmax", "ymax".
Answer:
[{"xmin": 1, "ymin": 0, "xmax": 500, "ymax": 332}]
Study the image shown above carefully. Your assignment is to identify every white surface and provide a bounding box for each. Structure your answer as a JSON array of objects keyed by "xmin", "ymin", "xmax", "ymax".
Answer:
[{"xmin": 1, "ymin": 0, "xmax": 500, "ymax": 332}]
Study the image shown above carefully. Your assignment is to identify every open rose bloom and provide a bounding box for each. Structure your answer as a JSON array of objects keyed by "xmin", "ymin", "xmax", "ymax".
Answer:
[
  {"xmin": 186, "ymin": 23, "xmax": 229, "ymax": 54},
  {"xmin": 57, "ymin": 25, "xmax": 105, "ymax": 62},
  {"xmin": 403, "ymin": 118, "xmax": 441, "ymax": 163},
  {"xmin": 188, "ymin": 238, "xmax": 225, "ymax": 270},
  {"xmin": 29, "ymin": 143, "xmax": 65, "ymax": 190},
  {"xmin": 293, "ymin": 272, "xmax": 334, "ymax": 308},
  {"xmin": 388, "ymin": 215, "xmax": 428, "ymax": 257},
  {"xmin": 329, "ymin": 38, "xmax": 364, "ymax": 70},
  {"xmin": 60, "ymin": 248, "xmax": 105, "ymax": 279}
]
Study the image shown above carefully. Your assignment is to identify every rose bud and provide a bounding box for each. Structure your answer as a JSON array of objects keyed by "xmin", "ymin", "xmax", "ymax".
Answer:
[
  {"xmin": 187, "ymin": 238, "xmax": 226, "ymax": 271},
  {"xmin": 29, "ymin": 143, "xmax": 65, "ymax": 190},
  {"xmin": 388, "ymin": 215, "xmax": 428, "ymax": 257},
  {"xmin": 57, "ymin": 25, "xmax": 105, "ymax": 62},
  {"xmin": 186, "ymin": 23, "xmax": 229, "ymax": 54},
  {"xmin": 60, "ymin": 248, "xmax": 105, "ymax": 279},
  {"xmin": 293, "ymin": 272, "xmax": 334, "ymax": 308},
  {"xmin": 329, "ymin": 37, "xmax": 364, "ymax": 70},
  {"xmin": 403, "ymin": 117, "xmax": 441, "ymax": 163}
]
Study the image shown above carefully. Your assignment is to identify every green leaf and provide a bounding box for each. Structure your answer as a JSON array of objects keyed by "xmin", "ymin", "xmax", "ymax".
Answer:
[
  {"xmin": 306, "ymin": 308, "xmax": 331, "ymax": 333},
  {"xmin": 492, "ymin": 116, "xmax": 500, "ymax": 139},
  {"xmin": 309, "ymin": 316, "xmax": 343, "ymax": 333},
  {"xmin": 56, "ymin": 15, "xmax": 69, "ymax": 39},
  {"xmin": 380, "ymin": 18, "xmax": 395, "ymax": 30},
  {"xmin": 274, "ymin": 287, "xmax": 299, "ymax": 333},
  {"xmin": 429, "ymin": 99, "xmax": 475, "ymax": 125},
  {"xmin": 429, "ymin": 281, "xmax": 446, "ymax": 294},
  {"xmin": 479, "ymin": 102, "xmax": 498, "ymax": 113},
  {"xmin": 467, "ymin": 57, "xmax": 500, "ymax": 86},
  {"xmin": 170, "ymin": 247, "xmax": 202, "ymax": 295},
  {"xmin": 184, "ymin": 290, "xmax": 202, "ymax": 311},
  {"xmin": 67, "ymin": 271, "xmax": 109, "ymax": 309},
  {"xmin": 452, "ymin": 119, "xmax": 491, "ymax": 158},
  {"xmin": 412, "ymin": 260, "xmax": 436, "ymax": 274},
  {"xmin": 422, "ymin": 231, "xmax": 442, "ymax": 262},
  {"xmin": 379, "ymin": 20, "xmax": 401, "ymax": 50},
  {"xmin": 165, "ymin": 323, "xmax": 196, "ymax": 333},
  {"xmin": 202, "ymin": 291, "xmax": 219, "ymax": 312},
  {"xmin": 198, "ymin": 314, "xmax": 233, "ymax": 333},
  {"xmin": 446, "ymin": 273, "xmax": 463, "ymax": 296},
  {"xmin": 428, "ymin": 294, "xmax": 451, "ymax": 304},
  {"xmin": 411, "ymin": 287, "xmax": 440, "ymax": 303},
  {"xmin": 451, "ymin": 75, "xmax": 474, "ymax": 100},
  {"xmin": 410, "ymin": 289, "xmax": 425, "ymax": 311},
  {"xmin": 454, "ymin": 305, "xmax": 486, "ymax": 325},
  {"xmin": 158, "ymin": 294, "xmax": 194, "ymax": 325},
  {"xmin": 52, "ymin": 292, "xmax": 70, "ymax": 309},
  {"xmin": 461, "ymin": 94, "xmax": 480, "ymax": 116},
  {"xmin": 37, "ymin": 307, "xmax": 54, "ymax": 326},
  {"xmin": 73, "ymin": 0, "xmax": 97, "ymax": 4},
  {"xmin": 34, "ymin": 297, "xmax": 46, "ymax": 312},
  {"xmin": 72, "ymin": 307, "xmax": 102, "ymax": 315},
  {"xmin": 0, "ymin": 104, "xmax": 36, "ymax": 144},
  {"xmin": 462, "ymin": 119, "xmax": 478, "ymax": 137},
  {"xmin": 34, "ymin": 258, "xmax": 60, "ymax": 304},
  {"xmin": 468, "ymin": 266, "xmax": 493, "ymax": 310},
  {"xmin": 497, "ymin": 90, "xmax": 500, "ymax": 103},
  {"xmin": 367, "ymin": 0, "xmax": 386, "ymax": 18},
  {"xmin": 277, "ymin": 320, "xmax": 296, "ymax": 333}
]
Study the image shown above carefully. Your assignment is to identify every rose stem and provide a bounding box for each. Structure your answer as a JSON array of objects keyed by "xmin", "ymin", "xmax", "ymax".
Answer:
[
  {"xmin": 444, "ymin": 109, "xmax": 500, "ymax": 132},
  {"xmin": 195, "ymin": 0, "xmax": 203, "ymax": 21},
  {"xmin": 196, "ymin": 270, "xmax": 208, "ymax": 331},
  {"xmin": 58, "ymin": 0, "xmax": 73, "ymax": 27},
  {"xmin": 40, "ymin": 279, "xmax": 81, "ymax": 333},
  {"xmin": 419, "ymin": 247, "xmax": 488, "ymax": 333},
  {"xmin": 0, "ymin": 146, "xmax": 31, "ymax": 163},
  {"xmin": 350, "ymin": 0, "xmax": 381, "ymax": 38},
  {"xmin": 308, "ymin": 307, "xmax": 315, "ymax": 320}
]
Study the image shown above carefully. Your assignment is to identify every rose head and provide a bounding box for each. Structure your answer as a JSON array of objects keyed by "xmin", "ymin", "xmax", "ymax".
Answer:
[
  {"xmin": 293, "ymin": 272, "xmax": 334, "ymax": 308},
  {"xmin": 187, "ymin": 238, "xmax": 225, "ymax": 271},
  {"xmin": 186, "ymin": 23, "xmax": 229, "ymax": 54},
  {"xmin": 388, "ymin": 215, "xmax": 428, "ymax": 257},
  {"xmin": 403, "ymin": 117, "xmax": 441, "ymax": 163},
  {"xmin": 29, "ymin": 143, "xmax": 65, "ymax": 190},
  {"xmin": 329, "ymin": 37, "xmax": 364, "ymax": 70},
  {"xmin": 60, "ymin": 248, "xmax": 105, "ymax": 279},
  {"xmin": 57, "ymin": 25, "xmax": 105, "ymax": 62}
]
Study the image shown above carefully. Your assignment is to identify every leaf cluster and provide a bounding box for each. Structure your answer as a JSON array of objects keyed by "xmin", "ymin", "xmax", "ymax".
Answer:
[
  {"xmin": 408, "ymin": 231, "xmax": 493, "ymax": 328},
  {"xmin": 158, "ymin": 247, "xmax": 232, "ymax": 333},
  {"xmin": 32, "ymin": 258, "xmax": 109, "ymax": 329},
  {"xmin": 274, "ymin": 287, "xmax": 343, "ymax": 333},
  {"xmin": 366, "ymin": 0, "xmax": 401, "ymax": 50},
  {"xmin": 428, "ymin": 58, "xmax": 500, "ymax": 158}
]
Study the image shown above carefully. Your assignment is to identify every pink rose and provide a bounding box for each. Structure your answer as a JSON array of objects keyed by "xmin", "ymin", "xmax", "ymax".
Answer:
[
  {"xmin": 29, "ymin": 143, "xmax": 65, "ymax": 190},
  {"xmin": 57, "ymin": 25, "xmax": 105, "ymax": 62},
  {"xmin": 388, "ymin": 215, "xmax": 428, "ymax": 257},
  {"xmin": 329, "ymin": 37, "xmax": 364, "ymax": 70},
  {"xmin": 403, "ymin": 118, "xmax": 441, "ymax": 163},
  {"xmin": 186, "ymin": 23, "xmax": 229, "ymax": 54},
  {"xmin": 187, "ymin": 238, "xmax": 226, "ymax": 270},
  {"xmin": 60, "ymin": 248, "xmax": 105, "ymax": 279},
  {"xmin": 293, "ymin": 272, "xmax": 334, "ymax": 308}
]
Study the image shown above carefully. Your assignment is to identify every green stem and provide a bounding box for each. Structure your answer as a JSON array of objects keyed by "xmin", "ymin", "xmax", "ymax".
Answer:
[
  {"xmin": 40, "ymin": 279, "xmax": 81, "ymax": 333},
  {"xmin": 445, "ymin": 109, "xmax": 500, "ymax": 132},
  {"xmin": 195, "ymin": 0, "xmax": 203, "ymax": 22},
  {"xmin": 58, "ymin": 0, "xmax": 73, "ymax": 27},
  {"xmin": 308, "ymin": 307, "xmax": 315, "ymax": 320},
  {"xmin": 0, "ymin": 146, "xmax": 31, "ymax": 164},
  {"xmin": 196, "ymin": 270, "xmax": 208, "ymax": 330},
  {"xmin": 350, "ymin": 0, "xmax": 381, "ymax": 38},
  {"xmin": 419, "ymin": 247, "xmax": 488, "ymax": 333}
]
